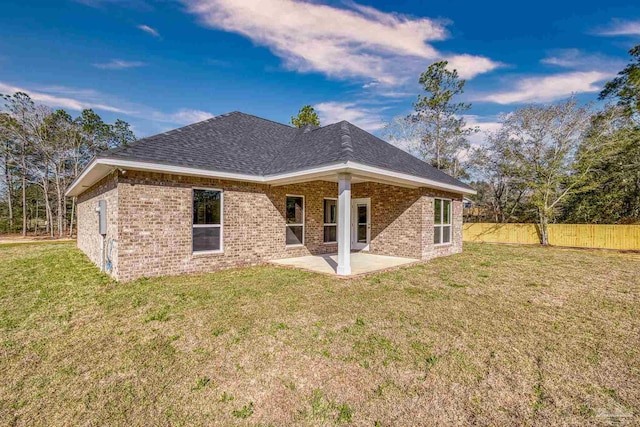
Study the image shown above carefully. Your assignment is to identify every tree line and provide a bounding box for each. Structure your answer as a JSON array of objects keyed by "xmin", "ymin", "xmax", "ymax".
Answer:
[
  {"xmin": 2, "ymin": 47, "xmax": 638, "ymax": 241},
  {"xmin": 0, "ymin": 93, "xmax": 135, "ymax": 236},
  {"xmin": 385, "ymin": 45, "xmax": 640, "ymax": 243}
]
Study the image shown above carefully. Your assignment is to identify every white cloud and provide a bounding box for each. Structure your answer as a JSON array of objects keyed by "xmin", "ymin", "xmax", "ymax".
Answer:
[
  {"xmin": 181, "ymin": 0, "xmax": 499, "ymax": 85},
  {"xmin": 0, "ymin": 81, "xmax": 128, "ymax": 113},
  {"xmin": 596, "ymin": 20, "xmax": 640, "ymax": 36},
  {"xmin": 541, "ymin": 49, "xmax": 586, "ymax": 67},
  {"xmin": 92, "ymin": 59, "xmax": 148, "ymax": 70},
  {"xmin": 155, "ymin": 109, "xmax": 215, "ymax": 125},
  {"xmin": 476, "ymin": 71, "xmax": 611, "ymax": 104},
  {"xmin": 315, "ymin": 102, "xmax": 384, "ymax": 132},
  {"xmin": 0, "ymin": 81, "xmax": 214, "ymax": 127},
  {"xmin": 463, "ymin": 115, "xmax": 501, "ymax": 148},
  {"xmin": 464, "ymin": 115, "xmax": 502, "ymax": 133},
  {"xmin": 33, "ymin": 85, "xmax": 102, "ymax": 98},
  {"xmin": 377, "ymin": 90, "xmax": 414, "ymax": 99},
  {"xmin": 447, "ymin": 54, "xmax": 503, "ymax": 79},
  {"xmin": 137, "ymin": 24, "xmax": 160, "ymax": 38},
  {"xmin": 540, "ymin": 48, "xmax": 625, "ymax": 72}
]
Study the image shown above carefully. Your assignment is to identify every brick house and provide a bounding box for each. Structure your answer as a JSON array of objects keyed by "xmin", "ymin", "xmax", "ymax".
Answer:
[{"xmin": 66, "ymin": 112, "xmax": 475, "ymax": 281}]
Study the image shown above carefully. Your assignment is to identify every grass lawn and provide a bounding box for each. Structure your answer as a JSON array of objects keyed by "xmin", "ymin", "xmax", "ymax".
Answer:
[{"xmin": 1, "ymin": 242, "xmax": 639, "ymax": 426}]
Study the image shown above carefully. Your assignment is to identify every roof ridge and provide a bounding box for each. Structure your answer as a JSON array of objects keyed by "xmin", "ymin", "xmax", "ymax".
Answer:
[
  {"xmin": 261, "ymin": 120, "xmax": 346, "ymax": 174},
  {"xmin": 339, "ymin": 121, "xmax": 354, "ymax": 160},
  {"xmin": 232, "ymin": 111, "xmax": 294, "ymax": 128},
  {"xmin": 257, "ymin": 122, "xmax": 301, "ymax": 174}
]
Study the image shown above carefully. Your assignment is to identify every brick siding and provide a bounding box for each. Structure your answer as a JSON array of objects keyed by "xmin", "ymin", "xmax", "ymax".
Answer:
[
  {"xmin": 76, "ymin": 170, "xmax": 464, "ymax": 281},
  {"xmin": 77, "ymin": 172, "xmax": 119, "ymax": 277}
]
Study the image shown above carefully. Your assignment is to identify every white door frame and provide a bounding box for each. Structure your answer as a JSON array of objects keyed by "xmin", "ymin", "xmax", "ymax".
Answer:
[{"xmin": 351, "ymin": 198, "xmax": 371, "ymax": 251}]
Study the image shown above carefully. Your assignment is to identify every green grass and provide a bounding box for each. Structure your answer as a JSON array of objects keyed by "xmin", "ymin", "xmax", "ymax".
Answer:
[{"xmin": 1, "ymin": 241, "xmax": 639, "ymax": 426}]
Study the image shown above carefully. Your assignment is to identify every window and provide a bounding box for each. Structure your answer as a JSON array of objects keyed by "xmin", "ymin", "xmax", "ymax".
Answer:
[
  {"xmin": 193, "ymin": 189, "xmax": 222, "ymax": 253},
  {"xmin": 286, "ymin": 195, "xmax": 304, "ymax": 246},
  {"xmin": 323, "ymin": 198, "xmax": 337, "ymax": 243},
  {"xmin": 434, "ymin": 198, "xmax": 451, "ymax": 245}
]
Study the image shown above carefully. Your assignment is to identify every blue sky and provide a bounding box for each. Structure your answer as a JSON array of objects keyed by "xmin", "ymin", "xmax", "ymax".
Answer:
[{"xmin": 1, "ymin": 0, "xmax": 639, "ymax": 142}]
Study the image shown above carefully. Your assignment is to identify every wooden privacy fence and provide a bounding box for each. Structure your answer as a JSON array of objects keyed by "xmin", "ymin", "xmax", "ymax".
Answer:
[{"xmin": 463, "ymin": 223, "xmax": 640, "ymax": 251}]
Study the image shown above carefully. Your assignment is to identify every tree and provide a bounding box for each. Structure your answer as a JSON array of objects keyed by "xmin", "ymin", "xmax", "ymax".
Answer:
[
  {"xmin": 0, "ymin": 113, "xmax": 15, "ymax": 232},
  {"xmin": 599, "ymin": 45, "xmax": 640, "ymax": 116},
  {"xmin": 468, "ymin": 141, "xmax": 529, "ymax": 223},
  {"xmin": 487, "ymin": 99, "xmax": 594, "ymax": 244},
  {"xmin": 290, "ymin": 105, "xmax": 320, "ymax": 128},
  {"xmin": 42, "ymin": 110, "xmax": 78, "ymax": 236},
  {"xmin": 110, "ymin": 119, "xmax": 136, "ymax": 148},
  {"xmin": 562, "ymin": 106, "xmax": 640, "ymax": 224},
  {"xmin": 383, "ymin": 115, "xmax": 422, "ymax": 158},
  {"xmin": 387, "ymin": 61, "xmax": 476, "ymax": 179},
  {"xmin": 1, "ymin": 92, "xmax": 44, "ymax": 236},
  {"xmin": 66, "ymin": 111, "xmax": 135, "ymax": 236},
  {"xmin": 0, "ymin": 93, "xmax": 135, "ymax": 237},
  {"xmin": 551, "ymin": 46, "xmax": 640, "ymax": 225}
]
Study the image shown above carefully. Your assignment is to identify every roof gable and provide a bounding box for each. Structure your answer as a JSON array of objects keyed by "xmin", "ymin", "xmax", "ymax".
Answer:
[
  {"xmin": 339, "ymin": 122, "xmax": 469, "ymax": 190},
  {"xmin": 263, "ymin": 120, "xmax": 471, "ymax": 190},
  {"xmin": 262, "ymin": 121, "xmax": 353, "ymax": 174}
]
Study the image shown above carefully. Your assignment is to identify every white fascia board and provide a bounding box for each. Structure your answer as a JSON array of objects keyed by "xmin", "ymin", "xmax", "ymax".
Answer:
[
  {"xmin": 344, "ymin": 161, "xmax": 477, "ymax": 195},
  {"xmin": 263, "ymin": 161, "xmax": 476, "ymax": 195},
  {"xmin": 263, "ymin": 162, "xmax": 349, "ymax": 185},
  {"xmin": 65, "ymin": 158, "xmax": 102, "ymax": 197},
  {"xmin": 66, "ymin": 158, "xmax": 476, "ymax": 197},
  {"xmin": 65, "ymin": 158, "xmax": 265, "ymax": 196},
  {"xmin": 100, "ymin": 158, "xmax": 263, "ymax": 181}
]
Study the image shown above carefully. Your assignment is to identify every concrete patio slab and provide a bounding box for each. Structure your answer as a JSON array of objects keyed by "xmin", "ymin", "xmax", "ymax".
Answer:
[{"xmin": 270, "ymin": 252, "xmax": 420, "ymax": 276}]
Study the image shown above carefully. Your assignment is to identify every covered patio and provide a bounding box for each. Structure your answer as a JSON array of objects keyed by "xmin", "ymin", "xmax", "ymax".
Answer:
[
  {"xmin": 270, "ymin": 168, "xmax": 464, "ymax": 276},
  {"xmin": 270, "ymin": 251, "xmax": 420, "ymax": 276},
  {"xmin": 274, "ymin": 172, "xmax": 414, "ymax": 276}
]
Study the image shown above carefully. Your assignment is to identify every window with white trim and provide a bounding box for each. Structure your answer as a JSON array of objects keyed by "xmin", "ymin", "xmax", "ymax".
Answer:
[
  {"xmin": 193, "ymin": 189, "xmax": 222, "ymax": 252},
  {"xmin": 323, "ymin": 198, "xmax": 337, "ymax": 243},
  {"xmin": 285, "ymin": 195, "xmax": 304, "ymax": 246},
  {"xmin": 434, "ymin": 198, "xmax": 451, "ymax": 245}
]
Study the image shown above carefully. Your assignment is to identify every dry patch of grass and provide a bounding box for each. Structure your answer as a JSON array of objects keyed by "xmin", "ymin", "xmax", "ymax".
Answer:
[{"xmin": 0, "ymin": 242, "xmax": 638, "ymax": 426}]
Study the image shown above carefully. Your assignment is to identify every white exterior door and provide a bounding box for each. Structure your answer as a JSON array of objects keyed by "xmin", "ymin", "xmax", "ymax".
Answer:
[{"xmin": 351, "ymin": 198, "xmax": 370, "ymax": 250}]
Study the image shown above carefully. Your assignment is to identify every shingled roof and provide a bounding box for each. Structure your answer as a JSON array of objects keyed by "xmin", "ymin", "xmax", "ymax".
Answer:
[
  {"xmin": 102, "ymin": 112, "xmax": 299, "ymax": 176},
  {"xmin": 68, "ymin": 111, "xmax": 474, "ymax": 196}
]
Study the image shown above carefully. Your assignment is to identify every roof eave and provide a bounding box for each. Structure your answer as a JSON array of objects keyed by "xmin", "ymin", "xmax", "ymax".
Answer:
[
  {"xmin": 65, "ymin": 157, "xmax": 265, "ymax": 197},
  {"xmin": 264, "ymin": 161, "xmax": 476, "ymax": 194},
  {"xmin": 66, "ymin": 158, "xmax": 476, "ymax": 198},
  {"xmin": 347, "ymin": 161, "xmax": 476, "ymax": 195}
]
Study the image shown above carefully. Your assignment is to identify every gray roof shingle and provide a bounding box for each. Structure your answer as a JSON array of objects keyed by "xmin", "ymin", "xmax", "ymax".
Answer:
[
  {"xmin": 102, "ymin": 112, "xmax": 298, "ymax": 175},
  {"xmin": 99, "ymin": 111, "xmax": 472, "ymax": 191}
]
